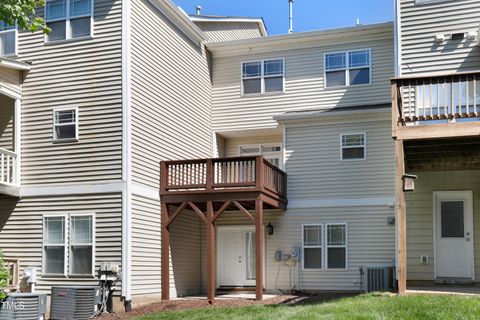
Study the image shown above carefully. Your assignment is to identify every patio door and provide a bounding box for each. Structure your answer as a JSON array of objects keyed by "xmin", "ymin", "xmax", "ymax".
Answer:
[
  {"xmin": 217, "ymin": 227, "xmax": 256, "ymax": 287},
  {"xmin": 434, "ymin": 191, "xmax": 474, "ymax": 280}
]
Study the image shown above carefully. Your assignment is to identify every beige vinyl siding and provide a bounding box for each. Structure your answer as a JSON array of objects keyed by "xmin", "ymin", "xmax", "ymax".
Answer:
[
  {"xmin": 211, "ymin": 29, "xmax": 394, "ymax": 132},
  {"xmin": 0, "ymin": 67, "xmax": 22, "ymax": 97},
  {"xmin": 130, "ymin": 0, "xmax": 212, "ymax": 190},
  {"xmin": 0, "ymin": 193, "xmax": 122, "ymax": 294},
  {"xmin": 399, "ymin": 0, "xmax": 480, "ymax": 75},
  {"xmin": 406, "ymin": 170, "xmax": 480, "ymax": 282},
  {"xmin": 16, "ymin": 0, "xmax": 123, "ymax": 185},
  {"xmin": 284, "ymin": 113, "xmax": 395, "ymax": 199},
  {"xmin": 194, "ymin": 21, "xmax": 263, "ymax": 42},
  {"xmin": 224, "ymin": 135, "xmax": 282, "ymax": 157},
  {"xmin": 200, "ymin": 207, "xmax": 394, "ymax": 292},
  {"xmin": 0, "ymin": 95, "xmax": 14, "ymax": 151},
  {"xmin": 131, "ymin": 195, "xmax": 202, "ymax": 298}
]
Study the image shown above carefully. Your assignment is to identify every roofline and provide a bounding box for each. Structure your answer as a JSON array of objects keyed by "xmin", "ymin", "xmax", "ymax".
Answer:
[
  {"xmin": 274, "ymin": 105, "xmax": 390, "ymax": 122},
  {"xmin": 189, "ymin": 16, "xmax": 268, "ymax": 36},
  {"xmin": 207, "ymin": 21, "xmax": 393, "ymax": 50},
  {"xmin": 148, "ymin": 0, "xmax": 205, "ymax": 44},
  {"xmin": 0, "ymin": 57, "xmax": 31, "ymax": 71}
]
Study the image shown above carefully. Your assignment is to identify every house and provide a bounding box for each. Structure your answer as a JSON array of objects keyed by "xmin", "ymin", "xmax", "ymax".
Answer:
[{"xmin": 0, "ymin": 0, "xmax": 478, "ymax": 313}]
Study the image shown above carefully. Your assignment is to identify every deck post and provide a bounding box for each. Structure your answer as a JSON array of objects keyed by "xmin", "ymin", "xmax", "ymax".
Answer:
[
  {"xmin": 206, "ymin": 201, "xmax": 216, "ymax": 304},
  {"xmin": 161, "ymin": 203, "xmax": 170, "ymax": 300},
  {"xmin": 395, "ymin": 139, "xmax": 407, "ymax": 295},
  {"xmin": 255, "ymin": 198, "xmax": 264, "ymax": 301}
]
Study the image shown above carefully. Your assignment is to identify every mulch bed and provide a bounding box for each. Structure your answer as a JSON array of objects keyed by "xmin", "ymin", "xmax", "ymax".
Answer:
[{"xmin": 99, "ymin": 292, "xmax": 359, "ymax": 319}]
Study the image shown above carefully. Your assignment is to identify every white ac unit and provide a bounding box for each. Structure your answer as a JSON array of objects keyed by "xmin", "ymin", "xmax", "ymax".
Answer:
[{"xmin": 0, "ymin": 293, "xmax": 47, "ymax": 320}]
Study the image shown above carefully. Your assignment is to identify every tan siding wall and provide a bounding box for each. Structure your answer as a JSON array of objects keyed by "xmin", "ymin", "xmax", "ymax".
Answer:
[
  {"xmin": 285, "ymin": 114, "xmax": 395, "ymax": 199},
  {"xmin": 194, "ymin": 21, "xmax": 262, "ymax": 42},
  {"xmin": 400, "ymin": 0, "xmax": 480, "ymax": 75},
  {"xmin": 130, "ymin": 0, "xmax": 212, "ymax": 190},
  {"xmin": 406, "ymin": 170, "xmax": 480, "ymax": 282},
  {"xmin": 0, "ymin": 67, "xmax": 22, "ymax": 97},
  {"xmin": 211, "ymin": 30, "xmax": 394, "ymax": 132},
  {"xmin": 224, "ymin": 135, "xmax": 282, "ymax": 157},
  {"xmin": 17, "ymin": 0, "xmax": 123, "ymax": 185},
  {"xmin": 0, "ymin": 96, "xmax": 14, "ymax": 151},
  {"xmin": 0, "ymin": 193, "xmax": 122, "ymax": 294}
]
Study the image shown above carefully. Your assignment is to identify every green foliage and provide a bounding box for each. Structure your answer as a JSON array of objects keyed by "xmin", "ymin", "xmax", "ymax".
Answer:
[
  {"xmin": 0, "ymin": 0, "xmax": 49, "ymax": 34},
  {"xmin": 0, "ymin": 250, "xmax": 10, "ymax": 300}
]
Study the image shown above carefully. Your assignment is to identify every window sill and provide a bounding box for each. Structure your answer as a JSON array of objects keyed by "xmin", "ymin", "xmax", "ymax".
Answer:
[
  {"xmin": 324, "ymin": 82, "xmax": 372, "ymax": 90},
  {"xmin": 42, "ymin": 274, "xmax": 95, "ymax": 278},
  {"xmin": 1, "ymin": 53, "xmax": 18, "ymax": 59},
  {"xmin": 241, "ymin": 91, "xmax": 285, "ymax": 98},
  {"xmin": 53, "ymin": 138, "xmax": 79, "ymax": 144},
  {"xmin": 45, "ymin": 36, "xmax": 93, "ymax": 46}
]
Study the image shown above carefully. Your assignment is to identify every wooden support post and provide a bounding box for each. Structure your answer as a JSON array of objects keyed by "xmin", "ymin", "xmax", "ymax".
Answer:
[
  {"xmin": 161, "ymin": 203, "xmax": 170, "ymax": 300},
  {"xmin": 255, "ymin": 199, "xmax": 264, "ymax": 301},
  {"xmin": 206, "ymin": 201, "xmax": 216, "ymax": 304},
  {"xmin": 395, "ymin": 139, "xmax": 407, "ymax": 295}
]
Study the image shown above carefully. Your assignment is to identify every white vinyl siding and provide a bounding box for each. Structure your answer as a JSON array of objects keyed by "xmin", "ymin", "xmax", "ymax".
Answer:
[
  {"xmin": 325, "ymin": 49, "xmax": 371, "ymax": 88},
  {"xmin": 341, "ymin": 133, "xmax": 366, "ymax": 161},
  {"xmin": 0, "ymin": 21, "xmax": 17, "ymax": 56},
  {"xmin": 242, "ymin": 58, "xmax": 284, "ymax": 95},
  {"xmin": 53, "ymin": 108, "xmax": 78, "ymax": 141},
  {"xmin": 45, "ymin": 0, "xmax": 93, "ymax": 42}
]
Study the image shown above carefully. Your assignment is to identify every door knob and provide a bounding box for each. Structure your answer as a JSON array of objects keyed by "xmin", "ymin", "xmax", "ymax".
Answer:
[{"xmin": 466, "ymin": 237, "xmax": 471, "ymax": 242}]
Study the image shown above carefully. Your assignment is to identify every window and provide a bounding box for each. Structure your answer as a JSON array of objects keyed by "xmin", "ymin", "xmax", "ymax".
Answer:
[
  {"xmin": 43, "ymin": 214, "xmax": 94, "ymax": 276},
  {"xmin": 242, "ymin": 58, "xmax": 284, "ymax": 95},
  {"xmin": 326, "ymin": 224, "xmax": 347, "ymax": 269},
  {"xmin": 45, "ymin": 0, "xmax": 93, "ymax": 42},
  {"xmin": 53, "ymin": 108, "xmax": 78, "ymax": 141},
  {"xmin": 325, "ymin": 49, "xmax": 371, "ymax": 88},
  {"xmin": 341, "ymin": 133, "xmax": 366, "ymax": 160},
  {"xmin": 239, "ymin": 144, "xmax": 282, "ymax": 168},
  {"xmin": 303, "ymin": 225, "xmax": 323, "ymax": 269},
  {"xmin": 0, "ymin": 21, "xmax": 16, "ymax": 56}
]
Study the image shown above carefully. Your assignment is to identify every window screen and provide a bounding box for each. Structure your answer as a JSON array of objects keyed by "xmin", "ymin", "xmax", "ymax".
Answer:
[{"xmin": 441, "ymin": 201, "xmax": 464, "ymax": 238}]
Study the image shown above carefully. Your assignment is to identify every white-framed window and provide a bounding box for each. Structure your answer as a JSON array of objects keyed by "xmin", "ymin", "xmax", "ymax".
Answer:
[
  {"xmin": 302, "ymin": 223, "xmax": 348, "ymax": 270},
  {"xmin": 242, "ymin": 58, "xmax": 284, "ymax": 95},
  {"xmin": 302, "ymin": 224, "xmax": 323, "ymax": 269},
  {"xmin": 43, "ymin": 214, "xmax": 94, "ymax": 276},
  {"xmin": 45, "ymin": 0, "xmax": 93, "ymax": 42},
  {"xmin": 326, "ymin": 223, "xmax": 348, "ymax": 269},
  {"xmin": 340, "ymin": 133, "xmax": 366, "ymax": 161},
  {"xmin": 238, "ymin": 143, "xmax": 282, "ymax": 168},
  {"xmin": 53, "ymin": 108, "xmax": 78, "ymax": 141},
  {"xmin": 0, "ymin": 21, "xmax": 17, "ymax": 56},
  {"xmin": 325, "ymin": 49, "xmax": 371, "ymax": 88}
]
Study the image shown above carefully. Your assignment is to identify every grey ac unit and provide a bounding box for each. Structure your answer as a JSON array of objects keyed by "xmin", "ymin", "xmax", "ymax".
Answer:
[
  {"xmin": 50, "ymin": 286, "xmax": 101, "ymax": 320},
  {"xmin": 0, "ymin": 293, "xmax": 47, "ymax": 320},
  {"xmin": 362, "ymin": 266, "xmax": 394, "ymax": 293}
]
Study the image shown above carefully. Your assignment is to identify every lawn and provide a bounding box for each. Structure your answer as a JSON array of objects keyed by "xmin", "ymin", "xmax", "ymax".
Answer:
[{"xmin": 135, "ymin": 293, "xmax": 480, "ymax": 320}]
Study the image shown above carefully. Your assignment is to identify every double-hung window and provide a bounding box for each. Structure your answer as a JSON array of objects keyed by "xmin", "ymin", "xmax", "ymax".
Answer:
[
  {"xmin": 239, "ymin": 144, "xmax": 283, "ymax": 169},
  {"xmin": 0, "ymin": 21, "xmax": 16, "ymax": 56},
  {"xmin": 242, "ymin": 58, "xmax": 284, "ymax": 95},
  {"xmin": 341, "ymin": 133, "xmax": 366, "ymax": 160},
  {"xmin": 45, "ymin": 0, "xmax": 93, "ymax": 42},
  {"xmin": 325, "ymin": 49, "xmax": 371, "ymax": 88},
  {"xmin": 303, "ymin": 223, "xmax": 348, "ymax": 270},
  {"xmin": 43, "ymin": 214, "xmax": 94, "ymax": 276},
  {"xmin": 53, "ymin": 108, "xmax": 78, "ymax": 141}
]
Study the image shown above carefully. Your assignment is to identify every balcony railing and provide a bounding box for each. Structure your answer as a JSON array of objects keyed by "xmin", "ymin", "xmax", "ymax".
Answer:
[
  {"xmin": 160, "ymin": 156, "xmax": 287, "ymax": 200},
  {"xmin": 392, "ymin": 71, "xmax": 480, "ymax": 123},
  {"xmin": 0, "ymin": 148, "xmax": 17, "ymax": 186}
]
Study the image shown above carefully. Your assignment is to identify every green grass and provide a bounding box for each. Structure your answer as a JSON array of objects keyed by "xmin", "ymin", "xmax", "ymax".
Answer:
[{"xmin": 135, "ymin": 293, "xmax": 480, "ymax": 320}]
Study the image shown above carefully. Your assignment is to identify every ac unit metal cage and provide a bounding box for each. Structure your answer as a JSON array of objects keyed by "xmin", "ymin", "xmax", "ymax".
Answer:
[
  {"xmin": 0, "ymin": 293, "xmax": 47, "ymax": 320},
  {"xmin": 50, "ymin": 286, "xmax": 101, "ymax": 320},
  {"xmin": 362, "ymin": 266, "xmax": 394, "ymax": 293}
]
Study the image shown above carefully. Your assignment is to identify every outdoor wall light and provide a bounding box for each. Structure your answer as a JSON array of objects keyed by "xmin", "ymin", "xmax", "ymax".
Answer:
[
  {"xmin": 266, "ymin": 222, "xmax": 274, "ymax": 236},
  {"xmin": 402, "ymin": 174, "xmax": 417, "ymax": 192}
]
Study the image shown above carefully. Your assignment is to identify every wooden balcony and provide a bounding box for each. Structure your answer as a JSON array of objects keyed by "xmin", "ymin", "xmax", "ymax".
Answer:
[
  {"xmin": 160, "ymin": 156, "xmax": 287, "ymax": 210},
  {"xmin": 392, "ymin": 71, "xmax": 480, "ymax": 141}
]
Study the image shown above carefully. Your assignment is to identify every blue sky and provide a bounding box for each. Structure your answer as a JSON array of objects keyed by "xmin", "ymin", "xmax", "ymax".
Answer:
[{"xmin": 173, "ymin": 0, "xmax": 393, "ymax": 35}]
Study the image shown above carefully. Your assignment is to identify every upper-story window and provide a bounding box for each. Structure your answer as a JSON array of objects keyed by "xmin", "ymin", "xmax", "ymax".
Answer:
[
  {"xmin": 242, "ymin": 58, "xmax": 284, "ymax": 95},
  {"xmin": 325, "ymin": 49, "xmax": 371, "ymax": 88},
  {"xmin": 53, "ymin": 108, "xmax": 78, "ymax": 142},
  {"xmin": 45, "ymin": 0, "xmax": 93, "ymax": 42},
  {"xmin": 0, "ymin": 21, "xmax": 16, "ymax": 56},
  {"xmin": 341, "ymin": 133, "xmax": 366, "ymax": 161}
]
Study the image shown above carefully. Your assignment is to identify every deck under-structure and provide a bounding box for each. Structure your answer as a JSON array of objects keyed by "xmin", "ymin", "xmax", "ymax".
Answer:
[{"xmin": 159, "ymin": 156, "xmax": 287, "ymax": 303}]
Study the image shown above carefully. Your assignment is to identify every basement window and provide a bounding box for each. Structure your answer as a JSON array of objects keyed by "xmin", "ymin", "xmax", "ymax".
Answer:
[{"xmin": 53, "ymin": 108, "xmax": 78, "ymax": 142}]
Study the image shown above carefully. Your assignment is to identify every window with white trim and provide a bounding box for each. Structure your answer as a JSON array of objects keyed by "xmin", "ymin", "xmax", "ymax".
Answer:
[
  {"xmin": 53, "ymin": 108, "xmax": 78, "ymax": 141},
  {"xmin": 45, "ymin": 0, "xmax": 93, "ymax": 42},
  {"xmin": 303, "ymin": 225, "xmax": 323, "ymax": 269},
  {"xmin": 341, "ymin": 133, "xmax": 366, "ymax": 160},
  {"xmin": 43, "ymin": 214, "xmax": 94, "ymax": 276},
  {"xmin": 239, "ymin": 144, "xmax": 282, "ymax": 168},
  {"xmin": 326, "ymin": 223, "xmax": 347, "ymax": 269},
  {"xmin": 325, "ymin": 49, "xmax": 370, "ymax": 88},
  {"xmin": 0, "ymin": 21, "xmax": 16, "ymax": 56},
  {"xmin": 242, "ymin": 58, "xmax": 284, "ymax": 94}
]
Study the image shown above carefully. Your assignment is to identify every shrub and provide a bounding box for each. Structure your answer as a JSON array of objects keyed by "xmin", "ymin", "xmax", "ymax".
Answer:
[{"xmin": 0, "ymin": 250, "xmax": 10, "ymax": 299}]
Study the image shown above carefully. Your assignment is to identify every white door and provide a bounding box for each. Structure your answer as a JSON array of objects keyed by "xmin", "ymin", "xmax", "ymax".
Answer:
[
  {"xmin": 435, "ymin": 191, "xmax": 474, "ymax": 280},
  {"xmin": 217, "ymin": 227, "xmax": 256, "ymax": 287}
]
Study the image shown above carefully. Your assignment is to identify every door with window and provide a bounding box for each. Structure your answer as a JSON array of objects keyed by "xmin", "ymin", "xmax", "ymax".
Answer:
[
  {"xmin": 238, "ymin": 144, "xmax": 282, "ymax": 169},
  {"xmin": 217, "ymin": 227, "xmax": 257, "ymax": 287},
  {"xmin": 435, "ymin": 191, "xmax": 474, "ymax": 279}
]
